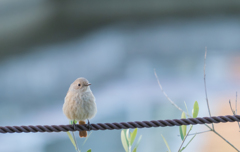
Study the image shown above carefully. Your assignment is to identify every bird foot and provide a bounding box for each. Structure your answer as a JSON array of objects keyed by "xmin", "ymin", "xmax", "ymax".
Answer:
[
  {"xmin": 72, "ymin": 120, "xmax": 76, "ymax": 131},
  {"xmin": 87, "ymin": 119, "xmax": 93, "ymax": 131}
]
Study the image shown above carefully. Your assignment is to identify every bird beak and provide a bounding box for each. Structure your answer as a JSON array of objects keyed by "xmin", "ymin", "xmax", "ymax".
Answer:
[{"xmin": 87, "ymin": 83, "xmax": 91, "ymax": 86}]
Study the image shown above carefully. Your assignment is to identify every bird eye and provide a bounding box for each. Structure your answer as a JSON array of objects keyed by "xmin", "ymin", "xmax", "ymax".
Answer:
[{"xmin": 78, "ymin": 84, "xmax": 81, "ymax": 86}]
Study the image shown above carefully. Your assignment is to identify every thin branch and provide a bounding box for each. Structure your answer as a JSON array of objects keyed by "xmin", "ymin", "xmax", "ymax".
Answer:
[
  {"xmin": 154, "ymin": 69, "xmax": 212, "ymax": 129},
  {"xmin": 236, "ymin": 92, "xmax": 238, "ymax": 115},
  {"xmin": 154, "ymin": 70, "xmax": 240, "ymax": 152},
  {"xmin": 236, "ymin": 92, "xmax": 240, "ymax": 131},
  {"xmin": 154, "ymin": 69, "xmax": 190, "ymax": 116},
  {"xmin": 229, "ymin": 100, "xmax": 235, "ymax": 114},
  {"xmin": 178, "ymin": 125, "xmax": 193, "ymax": 152},
  {"xmin": 204, "ymin": 47, "xmax": 214, "ymax": 130},
  {"xmin": 71, "ymin": 131, "xmax": 80, "ymax": 152},
  {"xmin": 184, "ymin": 101, "xmax": 189, "ymax": 116},
  {"xmin": 178, "ymin": 130, "xmax": 211, "ymax": 136},
  {"xmin": 82, "ymin": 131, "xmax": 92, "ymax": 146},
  {"xmin": 182, "ymin": 134, "xmax": 196, "ymax": 151},
  {"xmin": 229, "ymin": 99, "xmax": 240, "ymax": 131},
  {"xmin": 213, "ymin": 130, "xmax": 240, "ymax": 151}
]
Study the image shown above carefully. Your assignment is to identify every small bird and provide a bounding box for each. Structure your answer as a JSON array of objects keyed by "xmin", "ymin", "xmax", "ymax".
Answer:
[{"xmin": 63, "ymin": 77, "xmax": 97, "ymax": 137}]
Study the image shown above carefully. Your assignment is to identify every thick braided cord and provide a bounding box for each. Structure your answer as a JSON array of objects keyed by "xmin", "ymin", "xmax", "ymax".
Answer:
[{"xmin": 0, "ymin": 115, "xmax": 239, "ymax": 133}]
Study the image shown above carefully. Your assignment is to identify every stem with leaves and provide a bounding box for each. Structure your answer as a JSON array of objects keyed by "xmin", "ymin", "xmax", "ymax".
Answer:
[
  {"xmin": 121, "ymin": 128, "xmax": 142, "ymax": 152},
  {"xmin": 178, "ymin": 125, "xmax": 195, "ymax": 152},
  {"xmin": 154, "ymin": 69, "xmax": 240, "ymax": 151}
]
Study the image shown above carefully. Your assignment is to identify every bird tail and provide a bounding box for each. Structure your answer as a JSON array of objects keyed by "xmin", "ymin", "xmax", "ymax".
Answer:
[{"xmin": 79, "ymin": 121, "xmax": 87, "ymax": 138}]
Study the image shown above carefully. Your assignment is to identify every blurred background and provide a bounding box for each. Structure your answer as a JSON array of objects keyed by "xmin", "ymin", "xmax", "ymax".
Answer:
[{"xmin": 0, "ymin": 0, "xmax": 240, "ymax": 152}]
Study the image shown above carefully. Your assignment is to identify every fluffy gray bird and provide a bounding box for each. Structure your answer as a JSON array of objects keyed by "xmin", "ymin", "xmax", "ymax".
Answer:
[{"xmin": 63, "ymin": 77, "xmax": 97, "ymax": 137}]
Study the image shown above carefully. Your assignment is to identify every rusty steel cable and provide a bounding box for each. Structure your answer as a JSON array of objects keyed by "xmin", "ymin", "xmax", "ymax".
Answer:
[{"xmin": 0, "ymin": 115, "xmax": 240, "ymax": 133}]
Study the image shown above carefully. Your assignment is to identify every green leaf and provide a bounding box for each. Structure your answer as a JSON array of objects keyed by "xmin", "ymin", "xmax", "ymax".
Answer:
[
  {"xmin": 82, "ymin": 132, "xmax": 92, "ymax": 146},
  {"xmin": 181, "ymin": 125, "xmax": 187, "ymax": 139},
  {"xmin": 180, "ymin": 125, "xmax": 194, "ymax": 151},
  {"xmin": 161, "ymin": 134, "xmax": 171, "ymax": 152},
  {"xmin": 133, "ymin": 147, "xmax": 137, "ymax": 152},
  {"xmin": 192, "ymin": 101, "xmax": 199, "ymax": 118},
  {"xmin": 130, "ymin": 128, "xmax": 138, "ymax": 146},
  {"xmin": 179, "ymin": 126, "xmax": 184, "ymax": 140},
  {"xmin": 130, "ymin": 132, "xmax": 133, "ymax": 139},
  {"xmin": 69, "ymin": 120, "xmax": 78, "ymax": 125},
  {"xmin": 121, "ymin": 130, "xmax": 129, "ymax": 152},
  {"xmin": 87, "ymin": 149, "xmax": 91, "ymax": 152},
  {"xmin": 66, "ymin": 131, "xmax": 77, "ymax": 150},
  {"xmin": 181, "ymin": 112, "xmax": 186, "ymax": 119},
  {"xmin": 181, "ymin": 112, "xmax": 187, "ymax": 139},
  {"xmin": 126, "ymin": 129, "xmax": 130, "ymax": 143},
  {"xmin": 133, "ymin": 135, "xmax": 142, "ymax": 150},
  {"xmin": 180, "ymin": 147, "xmax": 185, "ymax": 152}
]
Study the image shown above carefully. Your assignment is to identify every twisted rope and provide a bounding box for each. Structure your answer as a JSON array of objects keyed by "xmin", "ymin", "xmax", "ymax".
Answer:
[{"xmin": 1, "ymin": 115, "xmax": 240, "ymax": 133}]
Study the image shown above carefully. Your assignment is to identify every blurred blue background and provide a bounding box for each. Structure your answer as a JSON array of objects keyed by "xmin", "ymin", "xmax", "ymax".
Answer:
[{"xmin": 0, "ymin": 0, "xmax": 240, "ymax": 152}]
